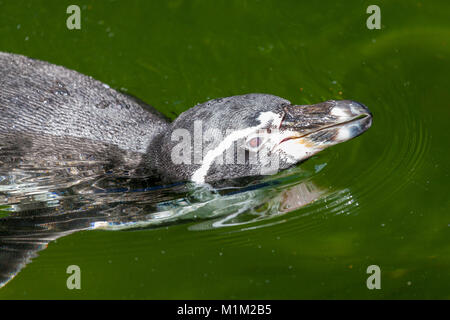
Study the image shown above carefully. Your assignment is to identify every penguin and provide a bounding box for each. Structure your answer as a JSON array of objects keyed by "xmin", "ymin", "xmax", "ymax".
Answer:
[
  {"xmin": 0, "ymin": 52, "xmax": 372, "ymax": 185},
  {"xmin": 0, "ymin": 52, "xmax": 372, "ymax": 288}
]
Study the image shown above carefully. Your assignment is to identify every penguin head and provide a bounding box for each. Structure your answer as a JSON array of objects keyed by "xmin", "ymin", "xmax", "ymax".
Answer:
[{"xmin": 155, "ymin": 94, "xmax": 372, "ymax": 184}]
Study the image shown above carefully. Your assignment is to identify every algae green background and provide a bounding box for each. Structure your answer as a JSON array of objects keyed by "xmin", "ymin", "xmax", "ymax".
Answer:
[{"xmin": 0, "ymin": 0, "xmax": 449, "ymax": 299}]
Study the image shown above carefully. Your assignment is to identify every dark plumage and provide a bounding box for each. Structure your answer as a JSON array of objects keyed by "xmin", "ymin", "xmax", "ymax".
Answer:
[{"xmin": 0, "ymin": 52, "xmax": 372, "ymax": 184}]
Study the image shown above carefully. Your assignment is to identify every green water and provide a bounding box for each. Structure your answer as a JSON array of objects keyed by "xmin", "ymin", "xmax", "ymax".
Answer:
[{"xmin": 0, "ymin": 0, "xmax": 449, "ymax": 299}]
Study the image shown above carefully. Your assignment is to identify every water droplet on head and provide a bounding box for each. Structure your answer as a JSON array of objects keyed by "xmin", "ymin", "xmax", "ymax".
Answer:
[
  {"xmin": 96, "ymin": 100, "xmax": 110, "ymax": 109},
  {"xmin": 52, "ymin": 81, "xmax": 69, "ymax": 96}
]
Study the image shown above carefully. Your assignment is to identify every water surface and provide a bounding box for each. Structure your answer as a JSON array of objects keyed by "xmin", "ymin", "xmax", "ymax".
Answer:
[{"xmin": 0, "ymin": 0, "xmax": 449, "ymax": 299}]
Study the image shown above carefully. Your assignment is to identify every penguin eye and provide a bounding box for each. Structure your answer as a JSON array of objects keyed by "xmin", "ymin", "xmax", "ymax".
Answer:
[{"xmin": 247, "ymin": 136, "xmax": 263, "ymax": 150}]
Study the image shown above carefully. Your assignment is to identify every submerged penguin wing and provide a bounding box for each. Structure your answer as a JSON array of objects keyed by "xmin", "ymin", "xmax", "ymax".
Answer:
[
  {"xmin": 0, "ymin": 232, "xmax": 72, "ymax": 288},
  {"xmin": 0, "ymin": 52, "xmax": 173, "ymax": 287}
]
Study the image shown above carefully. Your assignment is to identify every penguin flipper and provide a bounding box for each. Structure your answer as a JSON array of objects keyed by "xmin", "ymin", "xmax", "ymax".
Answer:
[{"xmin": 0, "ymin": 234, "xmax": 57, "ymax": 288}]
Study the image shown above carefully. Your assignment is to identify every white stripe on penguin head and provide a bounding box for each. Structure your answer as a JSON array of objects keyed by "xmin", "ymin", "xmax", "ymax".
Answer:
[{"xmin": 191, "ymin": 112, "xmax": 282, "ymax": 184}]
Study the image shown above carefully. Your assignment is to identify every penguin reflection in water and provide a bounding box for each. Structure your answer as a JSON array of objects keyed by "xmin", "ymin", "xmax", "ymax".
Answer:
[{"xmin": 0, "ymin": 52, "xmax": 372, "ymax": 287}]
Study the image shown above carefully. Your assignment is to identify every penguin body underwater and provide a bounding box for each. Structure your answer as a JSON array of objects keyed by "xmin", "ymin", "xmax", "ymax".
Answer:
[{"xmin": 0, "ymin": 52, "xmax": 372, "ymax": 185}]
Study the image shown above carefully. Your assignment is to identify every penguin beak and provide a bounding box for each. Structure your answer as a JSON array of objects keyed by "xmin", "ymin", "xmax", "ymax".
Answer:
[{"xmin": 279, "ymin": 100, "xmax": 372, "ymax": 146}]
